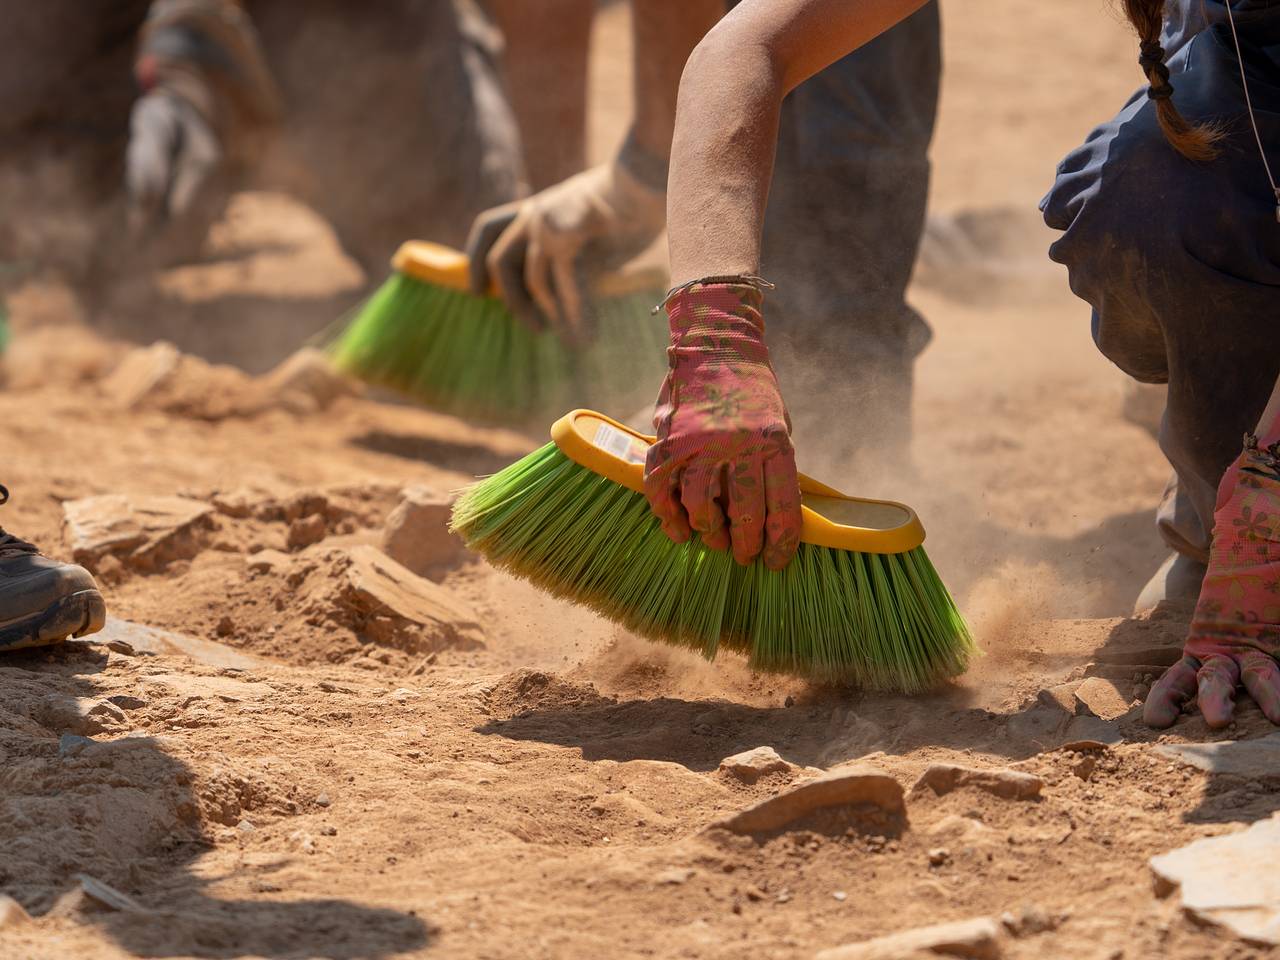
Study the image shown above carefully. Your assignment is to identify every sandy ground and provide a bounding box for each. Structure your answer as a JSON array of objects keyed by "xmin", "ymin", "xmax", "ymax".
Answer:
[{"xmin": 2, "ymin": 3, "xmax": 1272, "ymax": 960}]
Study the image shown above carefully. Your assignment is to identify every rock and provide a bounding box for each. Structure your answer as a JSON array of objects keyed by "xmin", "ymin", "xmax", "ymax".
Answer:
[
  {"xmin": 1036, "ymin": 683, "xmax": 1080, "ymax": 715},
  {"xmin": 999, "ymin": 904, "xmax": 1058, "ymax": 937},
  {"xmin": 1157, "ymin": 734, "xmax": 1280, "ymax": 777},
  {"xmin": 911, "ymin": 764, "xmax": 1043, "ymax": 801},
  {"xmin": 0, "ymin": 894, "xmax": 31, "ymax": 928},
  {"xmin": 715, "ymin": 765, "xmax": 903, "ymax": 835},
  {"xmin": 1071, "ymin": 756, "xmax": 1097, "ymax": 781},
  {"xmin": 381, "ymin": 486, "xmax": 466, "ymax": 580},
  {"xmin": 287, "ymin": 513, "xmax": 328, "ymax": 551},
  {"xmin": 94, "ymin": 618, "xmax": 266, "ymax": 669},
  {"xmin": 99, "ymin": 341, "xmax": 182, "ymax": 409},
  {"xmin": 76, "ymin": 874, "xmax": 147, "ymax": 913},
  {"xmin": 253, "ymin": 347, "xmax": 360, "ymax": 415},
  {"xmin": 1073, "ymin": 677, "xmax": 1132, "ymax": 721},
  {"xmin": 1062, "ymin": 715, "xmax": 1123, "ymax": 747},
  {"xmin": 58, "ymin": 733, "xmax": 96, "ymax": 758},
  {"xmin": 1005, "ymin": 702, "xmax": 1068, "ymax": 747},
  {"xmin": 315, "ymin": 793, "xmax": 331, "ymax": 808},
  {"xmin": 35, "ymin": 698, "xmax": 124, "ymax": 736},
  {"xmin": 815, "ymin": 916, "xmax": 1002, "ymax": 960},
  {"xmin": 246, "ymin": 548, "xmax": 293, "ymax": 575},
  {"xmin": 928, "ymin": 847, "xmax": 950, "ymax": 867},
  {"xmin": 63, "ymin": 494, "xmax": 214, "ymax": 573},
  {"xmin": 1150, "ymin": 815, "xmax": 1280, "ymax": 944},
  {"xmin": 718, "ymin": 746, "xmax": 793, "ymax": 783},
  {"xmin": 107, "ymin": 695, "xmax": 147, "ymax": 711},
  {"xmin": 654, "ymin": 868, "xmax": 695, "ymax": 886},
  {"xmin": 335, "ymin": 545, "xmax": 484, "ymax": 652}
]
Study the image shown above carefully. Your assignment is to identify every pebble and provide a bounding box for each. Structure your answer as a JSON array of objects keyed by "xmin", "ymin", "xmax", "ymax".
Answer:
[
  {"xmin": 911, "ymin": 763, "xmax": 1043, "ymax": 801},
  {"xmin": 928, "ymin": 847, "xmax": 951, "ymax": 867},
  {"xmin": 58, "ymin": 734, "xmax": 96, "ymax": 758},
  {"xmin": 815, "ymin": 916, "xmax": 1001, "ymax": 960},
  {"xmin": 718, "ymin": 746, "xmax": 793, "ymax": 783},
  {"xmin": 832, "ymin": 891, "xmax": 848, "ymax": 902},
  {"xmin": 315, "ymin": 793, "xmax": 331, "ymax": 807}
]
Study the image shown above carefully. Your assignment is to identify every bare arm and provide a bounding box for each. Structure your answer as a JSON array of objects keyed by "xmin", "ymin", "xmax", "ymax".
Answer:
[
  {"xmin": 666, "ymin": 0, "xmax": 928, "ymax": 283},
  {"xmin": 485, "ymin": 0, "xmax": 595, "ymax": 189}
]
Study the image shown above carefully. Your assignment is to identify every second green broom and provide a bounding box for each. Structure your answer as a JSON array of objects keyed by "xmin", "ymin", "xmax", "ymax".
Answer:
[{"xmin": 327, "ymin": 241, "xmax": 669, "ymax": 426}]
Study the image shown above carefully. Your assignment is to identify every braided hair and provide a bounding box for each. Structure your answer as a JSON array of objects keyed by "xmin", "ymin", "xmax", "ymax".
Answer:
[{"xmin": 1122, "ymin": 0, "xmax": 1223, "ymax": 160}]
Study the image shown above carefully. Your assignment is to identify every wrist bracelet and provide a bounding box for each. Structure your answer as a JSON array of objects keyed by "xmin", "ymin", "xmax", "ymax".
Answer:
[{"xmin": 652, "ymin": 274, "xmax": 776, "ymax": 314}]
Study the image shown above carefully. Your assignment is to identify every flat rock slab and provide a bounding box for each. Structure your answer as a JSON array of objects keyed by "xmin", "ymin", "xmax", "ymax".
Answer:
[
  {"xmin": 340, "ymin": 545, "xmax": 483, "ymax": 650},
  {"xmin": 716, "ymin": 765, "xmax": 903, "ymax": 835},
  {"xmin": 911, "ymin": 763, "xmax": 1043, "ymax": 801},
  {"xmin": 1073, "ymin": 677, "xmax": 1131, "ymax": 721},
  {"xmin": 382, "ymin": 486, "xmax": 466, "ymax": 580},
  {"xmin": 95, "ymin": 619, "xmax": 266, "ymax": 670},
  {"xmin": 1157, "ymin": 734, "xmax": 1280, "ymax": 778},
  {"xmin": 719, "ymin": 746, "xmax": 793, "ymax": 783},
  {"xmin": 1151, "ymin": 815, "xmax": 1280, "ymax": 944},
  {"xmin": 815, "ymin": 917, "xmax": 1001, "ymax": 960},
  {"xmin": 63, "ymin": 494, "xmax": 213, "ymax": 571}
]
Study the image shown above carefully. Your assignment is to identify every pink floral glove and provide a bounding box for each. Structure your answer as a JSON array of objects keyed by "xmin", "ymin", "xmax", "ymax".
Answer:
[
  {"xmin": 643, "ymin": 282, "xmax": 802, "ymax": 570},
  {"xmin": 1145, "ymin": 433, "xmax": 1280, "ymax": 728}
]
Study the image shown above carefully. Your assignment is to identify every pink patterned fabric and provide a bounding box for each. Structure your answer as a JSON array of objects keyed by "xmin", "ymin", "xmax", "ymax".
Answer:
[
  {"xmin": 643, "ymin": 283, "xmax": 802, "ymax": 569},
  {"xmin": 1146, "ymin": 422, "xmax": 1280, "ymax": 727}
]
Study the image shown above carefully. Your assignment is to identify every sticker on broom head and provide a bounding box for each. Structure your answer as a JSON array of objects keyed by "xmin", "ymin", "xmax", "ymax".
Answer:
[{"xmin": 593, "ymin": 422, "xmax": 648, "ymax": 465}]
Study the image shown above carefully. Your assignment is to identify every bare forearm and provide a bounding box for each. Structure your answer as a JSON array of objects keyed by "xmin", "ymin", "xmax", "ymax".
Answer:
[
  {"xmin": 666, "ymin": 0, "xmax": 927, "ymax": 284},
  {"xmin": 630, "ymin": 0, "xmax": 724, "ymax": 161},
  {"xmin": 486, "ymin": 0, "xmax": 594, "ymax": 188}
]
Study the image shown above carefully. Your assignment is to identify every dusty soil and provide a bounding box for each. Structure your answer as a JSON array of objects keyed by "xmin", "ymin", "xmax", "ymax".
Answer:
[{"xmin": 2, "ymin": 4, "xmax": 1271, "ymax": 960}]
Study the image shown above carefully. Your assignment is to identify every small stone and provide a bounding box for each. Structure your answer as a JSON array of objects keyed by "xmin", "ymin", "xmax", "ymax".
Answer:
[
  {"xmin": 315, "ymin": 793, "xmax": 331, "ymax": 807},
  {"xmin": 999, "ymin": 904, "xmax": 1057, "ymax": 937},
  {"xmin": 928, "ymin": 847, "xmax": 950, "ymax": 867},
  {"xmin": 289, "ymin": 830, "xmax": 318, "ymax": 854},
  {"xmin": 1072, "ymin": 756, "xmax": 1098, "ymax": 781},
  {"xmin": 255, "ymin": 347, "xmax": 360, "ymax": 415},
  {"xmin": 655, "ymin": 868, "xmax": 695, "ymax": 885},
  {"xmin": 320, "ymin": 826, "xmax": 338, "ymax": 836},
  {"xmin": 38, "ymin": 697, "xmax": 125, "ymax": 736},
  {"xmin": 381, "ymin": 487, "xmax": 466, "ymax": 580},
  {"xmin": 58, "ymin": 734, "xmax": 96, "ymax": 758},
  {"xmin": 0, "ymin": 895, "xmax": 31, "ymax": 928},
  {"xmin": 784, "ymin": 695, "xmax": 796, "ymax": 708},
  {"xmin": 1073, "ymin": 677, "xmax": 1132, "ymax": 721},
  {"xmin": 76, "ymin": 874, "xmax": 147, "ymax": 913},
  {"xmin": 832, "ymin": 890, "xmax": 847, "ymax": 902},
  {"xmin": 775, "ymin": 889, "xmax": 793, "ymax": 904},
  {"xmin": 246, "ymin": 548, "xmax": 293, "ymax": 575},
  {"xmin": 1150, "ymin": 816, "xmax": 1280, "ymax": 944},
  {"xmin": 715, "ymin": 765, "xmax": 904, "ymax": 835},
  {"xmin": 215, "ymin": 615, "xmax": 234, "ymax": 637},
  {"xmin": 237, "ymin": 819, "xmax": 256, "ymax": 833},
  {"xmin": 105, "ymin": 638, "xmax": 137, "ymax": 656},
  {"xmin": 107, "ymin": 695, "xmax": 147, "ymax": 711},
  {"xmin": 1036, "ymin": 682, "xmax": 1080, "ymax": 715},
  {"xmin": 287, "ymin": 514, "xmax": 328, "ymax": 551},
  {"xmin": 815, "ymin": 916, "xmax": 1002, "ymax": 960},
  {"xmin": 718, "ymin": 746, "xmax": 793, "ymax": 783},
  {"xmin": 911, "ymin": 764, "xmax": 1043, "ymax": 801},
  {"xmin": 1062, "ymin": 715, "xmax": 1123, "ymax": 746}
]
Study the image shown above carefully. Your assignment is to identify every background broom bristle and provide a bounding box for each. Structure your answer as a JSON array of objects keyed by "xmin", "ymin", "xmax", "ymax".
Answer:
[
  {"xmin": 328, "ymin": 274, "xmax": 667, "ymax": 424},
  {"xmin": 451, "ymin": 444, "xmax": 975, "ymax": 692}
]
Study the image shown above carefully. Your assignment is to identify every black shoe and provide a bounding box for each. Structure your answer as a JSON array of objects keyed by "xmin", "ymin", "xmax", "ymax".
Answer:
[{"xmin": 0, "ymin": 485, "xmax": 106, "ymax": 652}]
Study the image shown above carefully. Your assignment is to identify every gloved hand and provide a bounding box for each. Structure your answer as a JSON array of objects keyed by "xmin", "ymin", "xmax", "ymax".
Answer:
[
  {"xmin": 1145, "ymin": 435, "xmax": 1280, "ymax": 728},
  {"xmin": 125, "ymin": 88, "xmax": 225, "ymax": 243},
  {"xmin": 464, "ymin": 162, "xmax": 666, "ymax": 342},
  {"xmin": 643, "ymin": 282, "xmax": 802, "ymax": 570}
]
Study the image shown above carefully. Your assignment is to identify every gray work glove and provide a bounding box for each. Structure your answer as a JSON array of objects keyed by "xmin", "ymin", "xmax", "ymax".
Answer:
[
  {"xmin": 464, "ymin": 161, "xmax": 666, "ymax": 342},
  {"xmin": 125, "ymin": 89, "xmax": 225, "ymax": 247}
]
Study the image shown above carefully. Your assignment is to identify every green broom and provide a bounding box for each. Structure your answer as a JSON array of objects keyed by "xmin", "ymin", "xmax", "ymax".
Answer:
[
  {"xmin": 327, "ymin": 241, "xmax": 668, "ymax": 425},
  {"xmin": 451, "ymin": 409, "xmax": 974, "ymax": 692}
]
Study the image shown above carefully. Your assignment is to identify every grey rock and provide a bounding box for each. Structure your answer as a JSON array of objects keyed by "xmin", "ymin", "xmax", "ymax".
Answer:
[
  {"xmin": 95, "ymin": 618, "xmax": 266, "ymax": 670},
  {"xmin": 76, "ymin": 874, "xmax": 147, "ymax": 913},
  {"xmin": 58, "ymin": 733, "xmax": 96, "ymax": 758},
  {"xmin": 719, "ymin": 746, "xmax": 793, "ymax": 783},
  {"xmin": 1150, "ymin": 815, "xmax": 1280, "ymax": 944},
  {"xmin": 1157, "ymin": 733, "xmax": 1280, "ymax": 777},
  {"xmin": 716, "ymin": 765, "xmax": 903, "ymax": 835},
  {"xmin": 815, "ymin": 916, "xmax": 1002, "ymax": 960},
  {"xmin": 911, "ymin": 763, "xmax": 1043, "ymax": 802}
]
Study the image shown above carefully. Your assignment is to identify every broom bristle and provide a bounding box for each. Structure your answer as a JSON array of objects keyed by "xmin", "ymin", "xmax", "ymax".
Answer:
[
  {"xmin": 451, "ymin": 444, "xmax": 975, "ymax": 692},
  {"xmin": 328, "ymin": 273, "xmax": 666, "ymax": 424}
]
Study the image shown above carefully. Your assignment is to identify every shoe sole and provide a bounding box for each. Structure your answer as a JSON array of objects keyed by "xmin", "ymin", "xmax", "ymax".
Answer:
[{"xmin": 0, "ymin": 589, "xmax": 107, "ymax": 653}]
